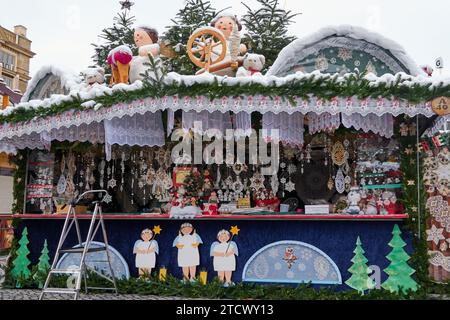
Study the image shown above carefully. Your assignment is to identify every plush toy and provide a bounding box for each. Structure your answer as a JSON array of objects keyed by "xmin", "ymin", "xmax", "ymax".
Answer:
[
  {"xmin": 107, "ymin": 26, "xmax": 161, "ymax": 85},
  {"xmin": 81, "ymin": 67, "xmax": 105, "ymax": 86},
  {"xmin": 236, "ymin": 53, "xmax": 265, "ymax": 77},
  {"xmin": 107, "ymin": 45, "xmax": 133, "ymax": 85},
  {"xmin": 129, "ymin": 26, "xmax": 161, "ymax": 83}
]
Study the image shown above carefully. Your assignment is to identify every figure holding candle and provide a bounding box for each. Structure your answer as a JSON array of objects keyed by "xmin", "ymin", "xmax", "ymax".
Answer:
[
  {"xmin": 210, "ymin": 227, "xmax": 240, "ymax": 287},
  {"xmin": 173, "ymin": 223, "xmax": 203, "ymax": 282}
]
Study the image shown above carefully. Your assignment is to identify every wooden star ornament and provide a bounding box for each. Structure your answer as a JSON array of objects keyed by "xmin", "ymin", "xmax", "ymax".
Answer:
[
  {"xmin": 153, "ymin": 225, "xmax": 162, "ymax": 235},
  {"xmin": 230, "ymin": 225, "xmax": 240, "ymax": 236}
]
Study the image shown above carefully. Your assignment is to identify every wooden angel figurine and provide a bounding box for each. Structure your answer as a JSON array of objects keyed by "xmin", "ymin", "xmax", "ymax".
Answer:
[
  {"xmin": 133, "ymin": 228, "xmax": 159, "ymax": 277},
  {"xmin": 172, "ymin": 223, "xmax": 203, "ymax": 282},
  {"xmin": 210, "ymin": 229, "xmax": 239, "ymax": 287}
]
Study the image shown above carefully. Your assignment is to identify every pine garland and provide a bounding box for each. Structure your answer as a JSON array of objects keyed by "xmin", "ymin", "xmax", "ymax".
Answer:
[{"xmin": 1, "ymin": 71, "xmax": 449, "ymax": 125}]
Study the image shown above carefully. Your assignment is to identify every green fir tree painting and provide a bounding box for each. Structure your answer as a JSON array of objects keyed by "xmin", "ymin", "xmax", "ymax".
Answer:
[
  {"xmin": 382, "ymin": 224, "xmax": 418, "ymax": 293},
  {"xmin": 345, "ymin": 236, "xmax": 375, "ymax": 294},
  {"xmin": 34, "ymin": 239, "xmax": 51, "ymax": 289},
  {"xmin": 11, "ymin": 227, "xmax": 31, "ymax": 288}
]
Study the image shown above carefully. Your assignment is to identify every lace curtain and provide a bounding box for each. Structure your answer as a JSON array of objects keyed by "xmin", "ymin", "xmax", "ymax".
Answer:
[
  {"xmin": 308, "ymin": 112, "xmax": 341, "ymax": 134},
  {"xmin": 341, "ymin": 113, "xmax": 394, "ymax": 138},
  {"xmin": 104, "ymin": 111, "xmax": 165, "ymax": 161},
  {"xmin": 233, "ymin": 112, "xmax": 252, "ymax": 138},
  {"xmin": 262, "ymin": 112, "xmax": 304, "ymax": 145},
  {"xmin": 182, "ymin": 110, "xmax": 233, "ymax": 137},
  {"xmin": 41, "ymin": 122, "xmax": 105, "ymax": 144}
]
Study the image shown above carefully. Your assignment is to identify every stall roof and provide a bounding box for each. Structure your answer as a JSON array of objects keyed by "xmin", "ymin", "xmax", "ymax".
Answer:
[{"xmin": 0, "ymin": 70, "xmax": 448, "ymax": 142}]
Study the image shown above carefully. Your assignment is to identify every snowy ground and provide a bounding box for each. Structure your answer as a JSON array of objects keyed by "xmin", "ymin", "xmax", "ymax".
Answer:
[{"xmin": 0, "ymin": 289, "xmax": 187, "ymax": 300}]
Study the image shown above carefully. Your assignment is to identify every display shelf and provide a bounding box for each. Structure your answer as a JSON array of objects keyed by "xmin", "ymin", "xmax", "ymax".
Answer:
[
  {"xmin": 10, "ymin": 213, "xmax": 409, "ymax": 221},
  {"xmin": 362, "ymin": 183, "xmax": 402, "ymax": 190}
]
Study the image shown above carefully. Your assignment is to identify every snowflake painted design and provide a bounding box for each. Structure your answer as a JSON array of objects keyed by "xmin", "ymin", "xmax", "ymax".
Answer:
[
  {"xmin": 337, "ymin": 48, "xmax": 353, "ymax": 61},
  {"xmin": 286, "ymin": 271, "xmax": 295, "ymax": 279},
  {"xmin": 297, "ymin": 263, "xmax": 306, "ymax": 272},
  {"xmin": 274, "ymin": 262, "xmax": 282, "ymax": 271},
  {"xmin": 300, "ymin": 249, "xmax": 313, "ymax": 261},
  {"xmin": 426, "ymin": 224, "xmax": 445, "ymax": 245},
  {"xmin": 354, "ymin": 60, "xmax": 361, "ymax": 67},
  {"xmin": 315, "ymin": 54, "xmax": 329, "ymax": 71},
  {"xmin": 269, "ymin": 247, "xmax": 279, "ymax": 258},
  {"xmin": 330, "ymin": 57, "xmax": 337, "ymax": 64},
  {"xmin": 253, "ymin": 256, "xmax": 270, "ymax": 279},
  {"xmin": 314, "ymin": 256, "xmax": 330, "ymax": 280},
  {"xmin": 280, "ymin": 178, "xmax": 287, "ymax": 184}
]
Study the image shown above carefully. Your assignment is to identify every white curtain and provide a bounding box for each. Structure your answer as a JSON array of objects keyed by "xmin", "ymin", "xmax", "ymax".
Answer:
[
  {"xmin": 341, "ymin": 113, "xmax": 394, "ymax": 138},
  {"xmin": 262, "ymin": 112, "xmax": 304, "ymax": 145},
  {"xmin": 104, "ymin": 111, "xmax": 165, "ymax": 161}
]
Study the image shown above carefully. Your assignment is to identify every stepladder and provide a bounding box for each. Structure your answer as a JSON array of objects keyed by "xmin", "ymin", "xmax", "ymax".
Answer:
[{"xmin": 40, "ymin": 190, "xmax": 118, "ymax": 300}]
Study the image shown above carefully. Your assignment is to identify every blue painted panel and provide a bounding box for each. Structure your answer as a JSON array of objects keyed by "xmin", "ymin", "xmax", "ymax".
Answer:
[{"xmin": 16, "ymin": 219, "xmax": 412, "ymax": 290}]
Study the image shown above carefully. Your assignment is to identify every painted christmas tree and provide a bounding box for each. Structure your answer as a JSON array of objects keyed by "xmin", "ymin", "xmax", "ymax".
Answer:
[
  {"xmin": 345, "ymin": 236, "xmax": 375, "ymax": 294},
  {"xmin": 11, "ymin": 227, "xmax": 31, "ymax": 288},
  {"xmin": 34, "ymin": 240, "xmax": 51, "ymax": 288},
  {"xmin": 382, "ymin": 224, "xmax": 418, "ymax": 293}
]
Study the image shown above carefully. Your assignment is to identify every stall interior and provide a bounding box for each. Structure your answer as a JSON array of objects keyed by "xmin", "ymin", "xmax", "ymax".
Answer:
[{"xmin": 23, "ymin": 114, "xmax": 406, "ymax": 218}]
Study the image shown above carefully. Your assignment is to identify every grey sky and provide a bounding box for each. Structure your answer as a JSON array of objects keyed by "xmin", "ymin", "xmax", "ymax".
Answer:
[{"xmin": 1, "ymin": 0, "xmax": 448, "ymax": 76}]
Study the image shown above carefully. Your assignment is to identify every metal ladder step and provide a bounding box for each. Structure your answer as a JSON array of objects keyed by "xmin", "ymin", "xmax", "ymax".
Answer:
[
  {"xmin": 42, "ymin": 288, "xmax": 78, "ymax": 294},
  {"xmin": 59, "ymin": 247, "xmax": 107, "ymax": 254},
  {"xmin": 49, "ymin": 269, "xmax": 81, "ymax": 274}
]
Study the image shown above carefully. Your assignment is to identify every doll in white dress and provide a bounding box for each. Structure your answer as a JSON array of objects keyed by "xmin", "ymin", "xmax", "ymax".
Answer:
[
  {"xmin": 133, "ymin": 229, "xmax": 159, "ymax": 277},
  {"xmin": 210, "ymin": 229, "xmax": 239, "ymax": 287},
  {"xmin": 172, "ymin": 223, "xmax": 203, "ymax": 282}
]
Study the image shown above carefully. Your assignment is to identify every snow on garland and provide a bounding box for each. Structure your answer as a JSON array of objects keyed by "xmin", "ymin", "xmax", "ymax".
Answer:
[{"xmin": 1, "ymin": 69, "xmax": 449, "ymax": 125}]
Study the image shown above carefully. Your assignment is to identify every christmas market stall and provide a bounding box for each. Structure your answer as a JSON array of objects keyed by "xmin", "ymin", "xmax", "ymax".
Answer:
[{"xmin": 1, "ymin": 7, "xmax": 449, "ymax": 294}]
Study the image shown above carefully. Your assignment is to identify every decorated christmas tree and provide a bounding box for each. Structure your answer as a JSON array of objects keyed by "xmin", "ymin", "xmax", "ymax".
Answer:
[
  {"xmin": 241, "ymin": 0, "xmax": 299, "ymax": 72},
  {"xmin": 162, "ymin": 0, "xmax": 226, "ymax": 74},
  {"xmin": 92, "ymin": 9, "xmax": 137, "ymax": 78},
  {"xmin": 11, "ymin": 227, "xmax": 31, "ymax": 288},
  {"xmin": 33, "ymin": 240, "xmax": 51, "ymax": 288},
  {"xmin": 345, "ymin": 236, "xmax": 375, "ymax": 294},
  {"xmin": 382, "ymin": 224, "xmax": 418, "ymax": 293},
  {"xmin": 183, "ymin": 169, "xmax": 204, "ymax": 198}
]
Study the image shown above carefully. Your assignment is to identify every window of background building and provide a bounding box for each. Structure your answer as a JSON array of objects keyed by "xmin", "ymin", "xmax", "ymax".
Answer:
[
  {"xmin": 0, "ymin": 51, "xmax": 16, "ymax": 71},
  {"xmin": 2, "ymin": 76, "xmax": 13, "ymax": 88}
]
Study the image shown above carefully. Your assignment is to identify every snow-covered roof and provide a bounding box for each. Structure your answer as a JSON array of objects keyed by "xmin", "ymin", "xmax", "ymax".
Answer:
[
  {"xmin": 268, "ymin": 25, "xmax": 423, "ymax": 77},
  {"xmin": 21, "ymin": 65, "xmax": 82, "ymax": 102}
]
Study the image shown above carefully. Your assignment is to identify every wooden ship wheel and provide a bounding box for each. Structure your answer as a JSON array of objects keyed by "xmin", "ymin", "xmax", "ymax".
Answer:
[{"xmin": 187, "ymin": 28, "xmax": 238, "ymax": 75}]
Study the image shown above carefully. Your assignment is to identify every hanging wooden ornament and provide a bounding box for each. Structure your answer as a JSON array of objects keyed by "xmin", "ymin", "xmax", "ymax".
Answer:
[
  {"xmin": 335, "ymin": 168, "xmax": 346, "ymax": 194},
  {"xmin": 331, "ymin": 141, "xmax": 346, "ymax": 166},
  {"xmin": 270, "ymin": 174, "xmax": 279, "ymax": 194}
]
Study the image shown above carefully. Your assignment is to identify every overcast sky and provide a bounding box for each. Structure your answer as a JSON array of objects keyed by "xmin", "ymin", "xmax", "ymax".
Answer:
[{"xmin": 1, "ymin": 0, "xmax": 448, "ymax": 77}]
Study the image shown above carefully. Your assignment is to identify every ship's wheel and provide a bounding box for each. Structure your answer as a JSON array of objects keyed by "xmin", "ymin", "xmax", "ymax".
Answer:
[{"xmin": 187, "ymin": 28, "xmax": 227, "ymax": 73}]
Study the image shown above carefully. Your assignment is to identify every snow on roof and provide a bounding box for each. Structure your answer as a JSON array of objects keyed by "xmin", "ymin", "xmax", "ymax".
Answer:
[
  {"xmin": 267, "ymin": 25, "xmax": 423, "ymax": 77},
  {"xmin": 21, "ymin": 65, "xmax": 83, "ymax": 102}
]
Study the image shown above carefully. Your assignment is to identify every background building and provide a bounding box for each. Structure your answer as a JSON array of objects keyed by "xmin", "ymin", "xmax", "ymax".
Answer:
[
  {"xmin": 0, "ymin": 25, "xmax": 35, "ymax": 94},
  {"xmin": 0, "ymin": 25, "xmax": 34, "ymax": 215}
]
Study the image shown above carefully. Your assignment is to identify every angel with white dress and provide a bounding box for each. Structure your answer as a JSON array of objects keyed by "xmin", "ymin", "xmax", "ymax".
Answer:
[
  {"xmin": 210, "ymin": 229, "xmax": 239, "ymax": 287},
  {"xmin": 133, "ymin": 229, "xmax": 159, "ymax": 277},
  {"xmin": 172, "ymin": 223, "xmax": 203, "ymax": 282}
]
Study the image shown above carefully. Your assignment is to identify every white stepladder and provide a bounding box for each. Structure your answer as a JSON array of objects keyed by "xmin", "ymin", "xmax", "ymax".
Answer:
[{"xmin": 40, "ymin": 190, "xmax": 118, "ymax": 300}]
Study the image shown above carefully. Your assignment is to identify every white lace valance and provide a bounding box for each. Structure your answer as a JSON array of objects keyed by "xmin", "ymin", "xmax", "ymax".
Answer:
[
  {"xmin": 308, "ymin": 112, "xmax": 341, "ymax": 134},
  {"xmin": 182, "ymin": 110, "xmax": 233, "ymax": 136},
  {"xmin": 262, "ymin": 112, "xmax": 304, "ymax": 145},
  {"xmin": 341, "ymin": 113, "xmax": 394, "ymax": 138},
  {"xmin": 104, "ymin": 111, "xmax": 165, "ymax": 161},
  {"xmin": 41, "ymin": 122, "xmax": 105, "ymax": 144},
  {"xmin": 0, "ymin": 95, "xmax": 434, "ymax": 141}
]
